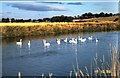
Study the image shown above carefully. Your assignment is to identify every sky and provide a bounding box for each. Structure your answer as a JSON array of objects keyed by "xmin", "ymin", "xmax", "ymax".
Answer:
[{"xmin": 0, "ymin": 1, "xmax": 119, "ymax": 19}]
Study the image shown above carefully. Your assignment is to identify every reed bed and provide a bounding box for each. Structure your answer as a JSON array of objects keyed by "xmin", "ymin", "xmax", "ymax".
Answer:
[
  {"xmin": 1, "ymin": 21, "xmax": 119, "ymax": 38},
  {"xmin": 70, "ymin": 46, "xmax": 120, "ymax": 78}
]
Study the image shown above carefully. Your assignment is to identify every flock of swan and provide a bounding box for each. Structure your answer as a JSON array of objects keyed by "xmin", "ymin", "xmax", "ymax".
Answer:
[
  {"xmin": 42, "ymin": 36, "xmax": 98, "ymax": 47},
  {"xmin": 16, "ymin": 36, "xmax": 99, "ymax": 48}
]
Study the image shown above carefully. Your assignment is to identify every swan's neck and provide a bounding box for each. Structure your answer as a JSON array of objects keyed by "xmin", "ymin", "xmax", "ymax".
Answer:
[
  {"xmin": 20, "ymin": 39, "xmax": 22, "ymax": 42},
  {"xmin": 43, "ymin": 40, "xmax": 47, "ymax": 45}
]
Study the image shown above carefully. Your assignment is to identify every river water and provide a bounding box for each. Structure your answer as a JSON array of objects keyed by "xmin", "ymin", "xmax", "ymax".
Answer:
[{"xmin": 2, "ymin": 31, "xmax": 120, "ymax": 76}]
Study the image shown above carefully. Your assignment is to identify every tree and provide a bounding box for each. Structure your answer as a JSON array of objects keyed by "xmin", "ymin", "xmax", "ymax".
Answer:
[
  {"xmin": 87, "ymin": 12, "xmax": 94, "ymax": 18},
  {"xmin": 2, "ymin": 18, "xmax": 5, "ymax": 22},
  {"xmin": 43, "ymin": 18, "xmax": 50, "ymax": 22},
  {"xmin": 2, "ymin": 18, "xmax": 9, "ymax": 22},
  {"xmin": 109, "ymin": 13, "xmax": 113, "ymax": 16},
  {"xmin": 81, "ymin": 13, "xmax": 89, "ymax": 19},
  {"xmin": 105, "ymin": 13, "xmax": 109, "ymax": 17},
  {"xmin": 38, "ymin": 19, "xmax": 43, "ymax": 22},
  {"xmin": 11, "ymin": 18, "xmax": 15, "ymax": 22},
  {"xmin": 99, "ymin": 12, "xmax": 105, "ymax": 17},
  {"xmin": 94, "ymin": 13, "xmax": 99, "ymax": 18},
  {"xmin": 50, "ymin": 15, "xmax": 74, "ymax": 22}
]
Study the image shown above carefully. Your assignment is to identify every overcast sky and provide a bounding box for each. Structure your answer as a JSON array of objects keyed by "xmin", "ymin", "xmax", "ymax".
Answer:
[{"xmin": 1, "ymin": 1, "xmax": 119, "ymax": 19}]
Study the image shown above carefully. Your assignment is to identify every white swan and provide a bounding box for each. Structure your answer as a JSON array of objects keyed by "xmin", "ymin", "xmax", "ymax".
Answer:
[
  {"xmin": 28, "ymin": 40, "xmax": 31, "ymax": 48},
  {"xmin": 78, "ymin": 36, "xmax": 82, "ymax": 41},
  {"xmin": 69, "ymin": 38, "xmax": 77, "ymax": 44},
  {"xmin": 96, "ymin": 38, "xmax": 98, "ymax": 43},
  {"xmin": 43, "ymin": 39, "xmax": 50, "ymax": 47},
  {"xmin": 56, "ymin": 38, "xmax": 61, "ymax": 45},
  {"xmin": 69, "ymin": 38, "xmax": 75, "ymax": 43},
  {"xmin": 16, "ymin": 39, "xmax": 22, "ymax": 47},
  {"xmin": 73, "ymin": 38, "xmax": 78, "ymax": 44},
  {"xmin": 81, "ymin": 38, "xmax": 86, "ymax": 42},
  {"xmin": 88, "ymin": 36, "xmax": 93, "ymax": 40},
  {"xmin": 64, "ymin": 38, "xmax": 68, "ymax": 43}
]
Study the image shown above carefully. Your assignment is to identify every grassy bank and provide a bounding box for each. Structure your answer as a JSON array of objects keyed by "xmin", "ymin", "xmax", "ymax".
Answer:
[{"xmin": 1, "ymin": 21, "xmax": 119, "ymax": 38}]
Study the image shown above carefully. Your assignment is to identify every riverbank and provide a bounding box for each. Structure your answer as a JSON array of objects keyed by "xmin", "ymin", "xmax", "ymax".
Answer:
[{"xmin": 1, "ymin": 21, "xmax": 119, "ymax": 38}]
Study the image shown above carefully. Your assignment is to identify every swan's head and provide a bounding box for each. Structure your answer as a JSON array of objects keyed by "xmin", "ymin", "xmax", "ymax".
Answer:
[
  {"xmin": 29, "ymin": 41, "xmax": 30, "ymax": 43},
  {"xmin": 20, "ymin": 39, "xmax": 22, "ymax": 42},
  {"xmin": 57, "ymin": 38, "xmax": 60, "ymax": 41},
  {"xmin": 75, "ymin": 39, "xmax": 77, "ymax": 41},
  {"xmin": 72, "ymin": 38, "xmax": 74, "ymax": 40},
  {"xmin": 43, "ymin": 39, "xmax": 46, "ymax": 43}
]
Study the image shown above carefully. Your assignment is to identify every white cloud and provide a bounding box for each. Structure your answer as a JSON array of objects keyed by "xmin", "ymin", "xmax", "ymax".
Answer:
[{"xmin": 7, "ymin": 3, "xmax": 67, "ymax": 11}]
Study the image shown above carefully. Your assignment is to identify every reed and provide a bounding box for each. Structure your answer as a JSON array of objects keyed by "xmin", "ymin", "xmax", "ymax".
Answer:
[
  {"xmin": 70, "ymin": 46, "xmax": 119, "ymax": 78},
  {"xmin": 18, "ymin": 72, "xmax": 21, "ymax": 78},
  {"xmin": 1, "ymin": 21, "xmax": 119, "ymax": 38},
  {"xmin": 92, "ymin": 46, "xmax": 119, "ymax": 77},
  {"xmin": 70, "ymin": 71, "xmax": 72, "ymax": 78},
  {"xmin": 49, "ymin": 72, "xmax": 53, "ymax": 78}
]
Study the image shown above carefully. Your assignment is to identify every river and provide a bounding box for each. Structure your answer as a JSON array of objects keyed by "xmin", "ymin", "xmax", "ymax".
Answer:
[{"xmin": 2, "ymin": 31, "xmax": 120, "ymax": 76}]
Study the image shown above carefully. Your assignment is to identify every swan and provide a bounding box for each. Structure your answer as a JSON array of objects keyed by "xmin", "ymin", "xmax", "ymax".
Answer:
[
  {"xmin": 69, "ymin": 38, "xmax": 77, "ymax": 44},
  {"xmin": 28, "ymin": 40, "xmax": 31, "ymax": 48},
  {"xmin": 43, "ymin": 39, "xmax": 50, "ymax": 47},
  {"xmin": 78, "ymin": 36, "xmax": 82, "ymax": 41},
  {"xmin": 16, "ymin": 39, "xmax": 22, "ymax": 46},
  {"xmin": 64, "ymin": 38, "xmax": 68, "ymax": 43},
  {"xmin": 88, "ymin": 36, "xmax": 93, "ymax": 40},
  {"xmin": 73, "ymin": 38, "xmax": 78, "ymax": 44},
  {"xmin": 81, "ymin": 38, "xmax": 86, "ymax": 42},
  {"xmin": 96, "ymin": 38, "xmax": 98, "ymax": 43},
  {"xmin": 69, "ymin": 38, "xmax": 75, "ymax": 43},
  {"xmin": 56, "ymin": 38, "xmax": 61, "ymax": 45}
]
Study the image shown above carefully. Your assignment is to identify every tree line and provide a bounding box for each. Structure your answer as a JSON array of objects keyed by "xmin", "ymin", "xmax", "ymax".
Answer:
[{"xmin": 1, "ymin": 12, "xmax": 119, "ymax": 23}]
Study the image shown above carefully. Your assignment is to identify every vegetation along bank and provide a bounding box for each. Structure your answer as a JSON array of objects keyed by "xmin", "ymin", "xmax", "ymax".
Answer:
[{"xmin": 1, "ymin": 20, "xmax": 119, "ymax": 38}]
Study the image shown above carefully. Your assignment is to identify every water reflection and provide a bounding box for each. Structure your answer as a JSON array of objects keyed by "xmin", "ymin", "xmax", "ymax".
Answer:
[
  {"xmin": 44, "ymin": 46, "xmax": 50, "ymax": 53},
  {"xmin": 28, "ymin": 46, "xmax": 31, "ymax": 55}
]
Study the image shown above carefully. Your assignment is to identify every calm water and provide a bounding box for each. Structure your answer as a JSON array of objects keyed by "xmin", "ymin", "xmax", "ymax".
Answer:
[{"xmin": 2, "ymin": 31, "xmax": 120, "ymax": 76}]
